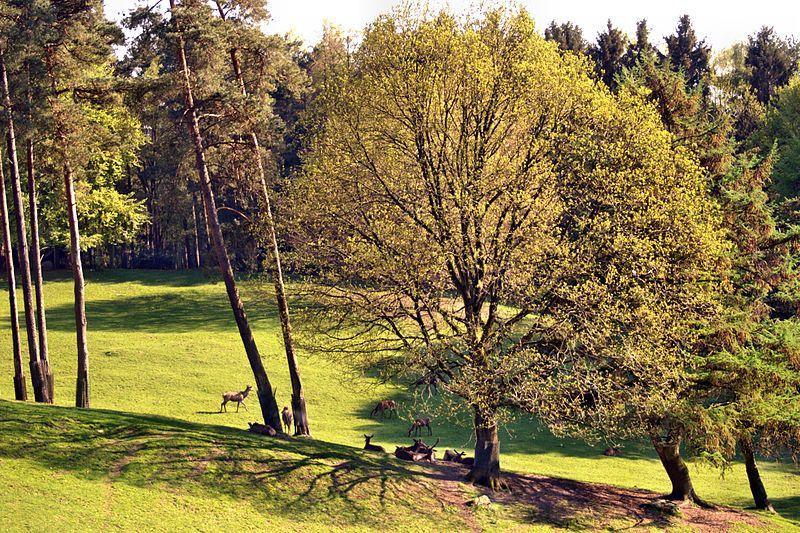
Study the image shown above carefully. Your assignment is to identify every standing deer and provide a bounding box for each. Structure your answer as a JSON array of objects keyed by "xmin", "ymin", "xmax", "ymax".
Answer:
[
  {"xmin": 220, "ymin": 385, "xmax": 252, "ymax": 412},
  {"xmin": 407, "ymin": 417, "xmax": 432, "ymax": 436},
  {"xmin": 363, "ymin": 434, "xmax": 385, "ymax": 453},
  {"xmin": 281, "ymin": 406, "xmax": 293, "ymax": 434},
  {"xmin": 370, "ymin": 399, "xmax": 398, "ymax": 419}
]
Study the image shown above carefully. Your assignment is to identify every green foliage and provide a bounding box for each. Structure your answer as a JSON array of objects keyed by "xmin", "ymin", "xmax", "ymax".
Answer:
[
  {"xmin": 755, "ymin": 77, "xmax": 800, "ymax": 199},
  {"xmin": 292, "ymin": 5, "xmax": 724, "ymax": 454}
]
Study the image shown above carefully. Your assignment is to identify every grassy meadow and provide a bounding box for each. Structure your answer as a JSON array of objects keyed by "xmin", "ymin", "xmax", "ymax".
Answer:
[{"xmin": 0, "ymin": 269, "xmax": 798, "ymax": 531}]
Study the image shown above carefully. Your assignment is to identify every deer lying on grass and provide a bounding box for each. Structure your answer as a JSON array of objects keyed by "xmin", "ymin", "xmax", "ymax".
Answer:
[
  {"xmin": 220, "ymin": 385, "xmax": 252, "ymax": 412},
  {"xmin": 282, "ymin": 406, "xmax": 293, "ymax": 434},
  {"xmin": 363, "ymin": 435, "xmax": 385, "ymax": 453},
  {"xmin": 248, "ymin": 422, "xmax": 277, "ymax": 436},
  {"xmin": 395, "ymin": 438, "xmax": 438, "ymax": 462},
  {"xmin": 370, "ymin": 399, "xmax": 398, "ymax": 419},
  {"xmin": 443, "ymin": 449, "xmax": 466, "ymax": 463},
  {"xmin": 407, "ymin": 417, "xmax": 432, "ymax": 437}
]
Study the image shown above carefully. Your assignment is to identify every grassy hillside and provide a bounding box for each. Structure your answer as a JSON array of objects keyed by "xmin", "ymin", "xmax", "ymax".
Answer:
[{"xmin": 0, "ymin": 269, "xmax": 798, "ymax": 529}]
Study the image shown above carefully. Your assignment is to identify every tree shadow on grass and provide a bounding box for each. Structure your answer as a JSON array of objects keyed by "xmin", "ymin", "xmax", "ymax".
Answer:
[
  {"xmin": 770, "ymin": 496, "xmax": 800, "ymax": 525},
  {"xmin": 44, "ymin": 291, "xmax": 280, "ymax": 333},
  {"xmin": 45, "ymin": 268, "xmax": 221, "ymax": 288},
  {"xmin": 0, "ymin": 401, "xmax": 466, "ymax": 530}
]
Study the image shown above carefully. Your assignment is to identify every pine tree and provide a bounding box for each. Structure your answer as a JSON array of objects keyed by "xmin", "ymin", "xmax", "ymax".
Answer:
[
  {"xmin": 589, "ymin": 20, "xmax": 627, "ymax": 90},
  {"xmin": 664, "ymin": 15, "xmax": 712, "ymax": 90},
  {"xmin": 746, "ymin": 27, "xmax": 799, "ymax": 104},
  {"xmin": 544, "ymin": 21, "xmax": 586, "ymax": 55}
]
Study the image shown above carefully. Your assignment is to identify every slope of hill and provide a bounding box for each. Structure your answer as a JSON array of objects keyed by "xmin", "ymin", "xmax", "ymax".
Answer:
[{"xmin": 0, "ymin": 269, "xmax": 797, "ymax": 530}]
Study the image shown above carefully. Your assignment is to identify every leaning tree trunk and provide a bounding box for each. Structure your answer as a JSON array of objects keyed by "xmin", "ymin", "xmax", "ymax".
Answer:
[
  {"xmin": 169, "ymin": 0, "xmax": 282, "ymax": 431},
  {"xmin": 467, "ymin": 406, "xmax": 503, "ymax": 490},
  {"xmin": 225, "ymin": 41, "xmax": 311, "ymax": 436},
  {"xmin": 26, "ymin": 139, "xmax": 53, "ymax": 401},
  {"xmin": 652, "ymin": 436, "xmax": 709, "ymax": 507},
  {"xmin": 740, "ymin": 438, "xmax": 775, "ymax": 512},
  {"xmin": 0, "ymin": 143, "xmax": 26, "ymax": 400},
  {"xmin": 0, "ymin": 51, "xmax": 49, "ymax": 402},
  {"xmin": 44, "ymin": 51, "xmax": 90, "ymax": 408}
]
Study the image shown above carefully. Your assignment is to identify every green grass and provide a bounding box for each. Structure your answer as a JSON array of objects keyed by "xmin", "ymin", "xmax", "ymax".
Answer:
[{"xmin": 0, "ymin": 269, "xmax": 798, "ymax": 531}]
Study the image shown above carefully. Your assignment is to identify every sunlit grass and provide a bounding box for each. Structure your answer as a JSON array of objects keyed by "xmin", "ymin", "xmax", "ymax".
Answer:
[{"xmin": 0, "ymin": 269, "xmax": 797, "ymax": 530}]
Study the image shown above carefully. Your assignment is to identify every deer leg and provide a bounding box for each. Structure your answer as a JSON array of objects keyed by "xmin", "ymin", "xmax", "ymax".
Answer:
[
  {"xmin": 428, "ymin": 425, "xmax": 432, "ymax": 436},
  {"xmin": 236, "ymin": 402, "xmax": 240, "ymax": 412},
  {"xmin": 221, "ymin": 400, "xmax": 227, "ymax": 412}
]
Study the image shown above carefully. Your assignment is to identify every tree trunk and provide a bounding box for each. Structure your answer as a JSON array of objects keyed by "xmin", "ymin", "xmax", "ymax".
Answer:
[
  {"xmin": 466, "ymin": 407, "xmax": 503, "ymax": 490},
  {"xmin": 223, "ymin": 31, "xmax": 311, "ymax": 436},
  {"xmin": 652, "ymin": 436, "xmax": 709, "ymax": 507},
  {"xmin": 199, "ymin": 191, "xmax": 212, "ymax": 257},
  {"xmin": 24, "ymin": 61, "xmax": 52, "ymax": 399},
  {"xmin": 191, "ymin": 193, "xmax": 201, "ymax": 268},
  {"xmin": 169, "ymin": 0, "xmax": 282, "ymax": 431},
  {"xmin": 0, "ymin": 51, "xmax": 48, "ymax": 402},
  {"xmin": 44, "ymin": 50, "xmax": 90, "ymax": 408},
  {"xmin": 0, "ymin": 144, "xmax": 25, "ymax": 400},
  {"xmin": 26, "ymin": 140, "xmax": 53, "ymax": 401},
  {"xmin": 740, "ymin": 438, "xmax": 775, "ymax": 512}
]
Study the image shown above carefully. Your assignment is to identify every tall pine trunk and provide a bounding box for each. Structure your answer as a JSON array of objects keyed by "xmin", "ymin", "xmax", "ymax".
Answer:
[
  {"xmin": 26, "ymin": 140, "xmax": 53, "ymax": 401},
  {"xmin": 191, "ymin": 192, "xmax": 201, "ymax": 268},
  {"xmin": 740, "ymin": 438, "xmax": 775, "ymax": 512},
  {"xmin": 44, "ymin": 51, "xmax": 90, "ymax": 408},
  {"xmin": 652, "ymin": 436, "xmax": 710, "ymax": 507},
  {"xmin": 0, "ymin": 51, "xmax": 49, "ymax": 402},
  {"xmin": 169, "ymin": 0, "xmax": 282, "ymax": 431},
  {"xmin": 467, "ymin": 406, "xmax": 503, "ymax": 489},
  {"xmin": 0, "ymin": 143, "xmax": 26, "ymax": 400},
  {"xmin": 226, "ymin": 43, "xmax": 310, "ymax": 436},
  {"xmin": 25, "ymin": 60, "xmax": 53, "ymax": 400}
]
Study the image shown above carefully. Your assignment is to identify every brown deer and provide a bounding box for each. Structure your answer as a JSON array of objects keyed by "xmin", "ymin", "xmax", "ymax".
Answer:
[
  {"xmin": 443, "ymin": 449, "xmax": 466, "ymax": 463},
  {"xmin": 370, "ymin": 399, "xmax": 398, "ymax": 419},
  {"xmin": 248, "ymin": 422, "xmax": 277, "ymax": 436},
  {"xmin": 220, "ymin": 385, "xmax": 252, "ymax": 412},
  {"xmin": 407, "ymin": 417, "xmax": 432, "ymax": 437},
  {"xmin": 363, "ymin": 434, "xmax": 385, "ymax": 453},
  {"xmin": 282, "ymin": 406, "xmax": 293, "ymax": 434},
  {"xmin": 395, "ymin": 438, "xmax": 438, "ymax": 462}
]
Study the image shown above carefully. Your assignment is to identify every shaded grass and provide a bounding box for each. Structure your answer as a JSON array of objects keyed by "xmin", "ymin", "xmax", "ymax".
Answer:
[
  {"xmin": 0, "ymin": 269, "xmax": 798, "ymax": 530},
  {"xmin": 0, "ymin": 400, "xmax": 467, "ymax": 532}
]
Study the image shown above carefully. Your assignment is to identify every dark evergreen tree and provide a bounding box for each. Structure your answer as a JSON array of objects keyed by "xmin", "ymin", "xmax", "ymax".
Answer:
[
  {"xmin": 544, "ymin": 21, "xmax": 586, "ymax": 54},
  {"xmin": 589, "ymin": 20, "xmax": 627, "ymax": 90},
  {"xmin": 746, "ymin": 26, "xmax": 799, "ymax": 104},
  {"xmin": 623, "ymin": 19, "xmax": 656, "ymax": 68},
  {"xmin": 664, "ymin": 14, "xmax": 711, "ymax": 90}
]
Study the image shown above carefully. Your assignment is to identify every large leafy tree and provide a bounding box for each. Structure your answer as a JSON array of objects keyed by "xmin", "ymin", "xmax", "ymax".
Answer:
[{"xmin": 293, "ymin": 7, "xmax": 721, "ymax": 489}]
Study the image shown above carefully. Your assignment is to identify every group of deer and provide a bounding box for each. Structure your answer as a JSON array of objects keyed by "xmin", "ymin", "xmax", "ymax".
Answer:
[
  {"xmin": 370, "ymin": 399, "xmax": 434, "ymax": 438},
  {"xmin": 220, "ymin": 385, "xmax": 297, "ymax": 434}
]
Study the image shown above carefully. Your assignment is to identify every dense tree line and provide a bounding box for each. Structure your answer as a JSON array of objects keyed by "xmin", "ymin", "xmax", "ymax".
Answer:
[{"xmin": 1, "ymin": 0, "xmax": 799, "ymax": 512}]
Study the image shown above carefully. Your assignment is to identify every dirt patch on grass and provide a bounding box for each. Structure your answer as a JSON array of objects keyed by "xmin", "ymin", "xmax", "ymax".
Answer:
[{"xmin": 424, "ymin": 462, "xmax": 765, "ymax": 531}]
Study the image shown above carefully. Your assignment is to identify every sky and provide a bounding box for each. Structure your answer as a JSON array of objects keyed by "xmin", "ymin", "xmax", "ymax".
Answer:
[{"xmin": 103, "ymin": 0, "xmax": 800, "ymax": 52}]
